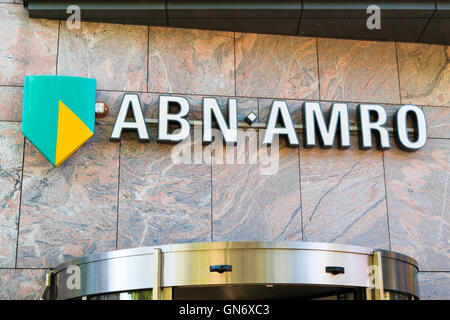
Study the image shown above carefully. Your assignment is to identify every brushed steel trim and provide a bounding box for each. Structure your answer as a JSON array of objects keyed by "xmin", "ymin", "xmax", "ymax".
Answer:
[{"xmin": 47, "ymin": 241, "xmax": 419, "ymax": 300}]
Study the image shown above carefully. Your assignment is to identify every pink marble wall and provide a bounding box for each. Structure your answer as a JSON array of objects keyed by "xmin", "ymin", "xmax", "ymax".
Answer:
[
  {"xmin": 318, "ymin": 39, "xmax": 400, "ymax": 104},
  {"xmin": 236, "ymin": 33, "xmax": 319, "ymax": 100},
  {"xmin": 397, "ymin": 43, "xmax": 449, "ymax": 107},
  {"xmin": 300, "ymin": 141, "xmax": 390, "ymax": 249},
  {"xmin": 0, "ymin": 2, "xmax": 448, "ymax": 299},
  {"xmin": 384, "ymin": 140, "xmax": 449, "ymax": 271},
  {"xmin": 0, "ymin": 122, "xmax": 23, "ymax": 267},
  {"xmin": 0, "ymin": 269, "xmax": 46, "ymax": 300},
  {"xmin": 58, "ymin": 21, "xmax": 148, "ymax": 91},
  {"xmin": 148, "ymin": 27, "xmax": 235, "ymax": 96},
  {"xmin": 0, "ymin": 86, "xmax": 22, "ymax": 121},
  {"xmin": 16, "ymin": 126, "xmax": 119, "ymax": 268},
  {"xmin": 419, "ymin": 273, "xmax": 450, "ymax": 300},
  {"xmin": 118, "ymin": 130, "xmax": 211, "ymax": 248},
  {"xmin": 212, "ymin": 140, "xmax": 302, "ymax": 242},
  {"xmin": 0, "ymin": 4, "xmax": 58, "ymax": 86}
]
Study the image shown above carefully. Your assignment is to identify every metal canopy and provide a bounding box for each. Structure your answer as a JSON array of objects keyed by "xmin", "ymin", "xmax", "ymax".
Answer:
[
  {"xmin": 42, "ymin": 241, "xmax": 420, "ymax": 300},
  {"xmin": 23, "ymin": 0, "xmax": 449, "ymax": 45}
]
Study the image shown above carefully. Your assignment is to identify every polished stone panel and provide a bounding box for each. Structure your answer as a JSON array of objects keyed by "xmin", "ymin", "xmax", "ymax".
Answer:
[
  {"xmin": 385, "ymin": 140, "xmax": 450, "ymax": 271},
  {"xmin": 0, "ymin": 5, "xmax": 58, "ymax": 86},
  {"xmin": 0, "ymin": 122, "xmax": 23, "ymax": 267},
  {"xmin": 236, "ymin": 33, "xmax": 319, "ymax": 100},
  {"xmin": 300, "ymin": 141, "xmax": 389, "ymax": 249},
  {"xmin": 148, "ymin": 27, "xmax": 234, "ymax": 96},
  {"xmin": 58, "ymin": 21, "xmax": 148, "ymax": 92},
  {"xmin": 212, "ymin": 140, "xmax": 302, "ymax": 242},
  {"xmin": 16, "ymin": 126, "xmax": 119, "ymax": 268},
  {"xmin": 424, "ymin": 106, "xmax": 450, "ymax": 139},
  {"xmin": 118, "ymin": 129, "xmax": 207, "ymax": 177},
  {"xmin": 318, "ymin": 39, "xmax": 400, "ymax": 104},
  {"xmin": 0, "ymin": 86, "xmax": 23, "ymax": 121},
  {"xmin": 118, "ymin": 132, "xmax": 211, "ymax": 249},
  {"xmin": 419, "ymin": 272, "xmax": 450, "ymax": 300},
  {"xmin": 397, "ymin": 43, "xmax": 450, "ymax": 107},
  {"xmin": 0, "ymin": 269, "xmax": 47, "ymax": 300}
]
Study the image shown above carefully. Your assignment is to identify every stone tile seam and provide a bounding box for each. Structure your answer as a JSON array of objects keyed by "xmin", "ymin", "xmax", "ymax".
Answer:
[
  {"xmin": 13, "ymin": 135, "xmax": 25, "ymax": 269},
  {"xmin": 382, "ymin": 150, "xmax": 393, "ymax": 251},
  {"xmin": 315, "ymin": 37, "xmax": 322, "ymax": 101},
  {"xmin": 2, "ymin": 120, "xmax": 450, "ymax": 138},
  {"xmin": 1, "ymin": 121, "xmax": 449, "ymax": 145},
  {"xmin": 1, "ymin": 85, "xmax": 449, "ymax": 109},
  {"xmin": 115, "ymin": 139, "xmax": 122, "ymax": 250},
  {"xmin": 297, "ymin": 148, "xmax": 305, "ymax": 241},
  {"xmin": 394, "ymin": 42, "xmax": 404, "ymax": 105},
  {"xmin": 55, "ymin": 20, "xmax": 61, "ymax": 76},
  {"xmin": 50, "ymin": 23, "xmax": 445, "ymax": 107}
]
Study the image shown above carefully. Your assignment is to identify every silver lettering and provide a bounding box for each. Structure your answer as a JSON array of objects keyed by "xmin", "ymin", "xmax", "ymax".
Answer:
[{"xmin": 111, "ymin": 94, "xmax": 149, "ymax": 141}]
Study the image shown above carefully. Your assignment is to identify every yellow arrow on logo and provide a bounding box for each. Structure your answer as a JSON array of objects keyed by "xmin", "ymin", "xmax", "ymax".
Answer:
[{"xmin": 55, "ymin": 100, "xmax": 94, "ymax": 167}]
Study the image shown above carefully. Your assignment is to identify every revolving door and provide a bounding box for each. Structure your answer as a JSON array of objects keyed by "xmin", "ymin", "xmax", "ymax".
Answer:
[{"xmin": 41, "ymin": 241, "xmax": 419, "ymax": 300}]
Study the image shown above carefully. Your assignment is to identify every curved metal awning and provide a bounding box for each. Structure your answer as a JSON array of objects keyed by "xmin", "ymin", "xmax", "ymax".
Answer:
[
  {"xmin": 42, "ymin": 241, "xmax": 420, "ymax": 300},
  {"xmin": 23, "ymin": 0, "xmax": 449, "ymax": 45}
]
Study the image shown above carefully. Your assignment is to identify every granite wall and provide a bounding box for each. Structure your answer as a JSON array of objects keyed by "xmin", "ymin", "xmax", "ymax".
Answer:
[{"xmin": 0, "ymin": 2, "xmax": 449, "ymax": 300}]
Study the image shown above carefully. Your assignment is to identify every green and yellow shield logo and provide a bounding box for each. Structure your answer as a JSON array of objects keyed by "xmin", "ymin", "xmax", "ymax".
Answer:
[{"xmin": 21, "ymin": 75, "xmax": 96, "ymax": 167}]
